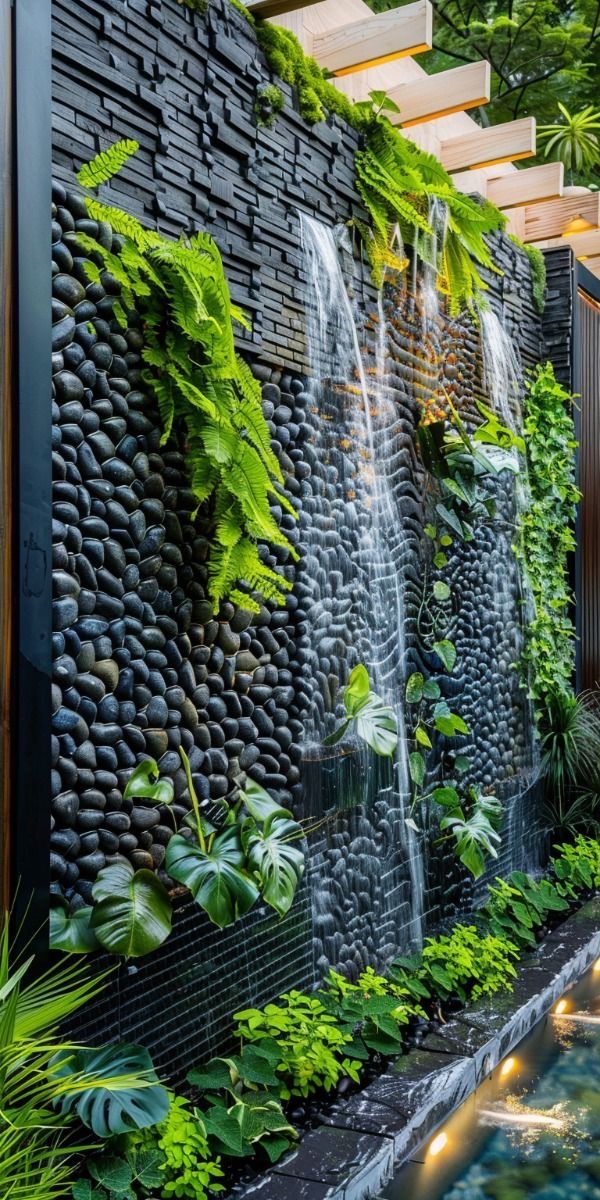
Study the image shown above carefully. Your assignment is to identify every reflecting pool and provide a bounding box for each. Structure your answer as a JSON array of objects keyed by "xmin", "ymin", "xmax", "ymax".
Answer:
[{"xmin": 381, "ymin": 963, "xmax": 600, "ymax": 1199}]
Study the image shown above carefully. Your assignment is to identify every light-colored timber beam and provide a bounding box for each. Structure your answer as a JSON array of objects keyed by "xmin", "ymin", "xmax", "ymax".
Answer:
[
  {"xmin": 581, "ymin": 255, "xmax": 600, "ymax": 272},
  {"xmin": 384, "ymin": 61, "xmax": 490, "ymax": 127},
  {"xmin": 536, "ymin": 229, "xmax": 600, "ymax": 257},
  {"xmin": 440, "ymin": 117, "xmax": 536, "ymax": 173},
  {"xmin": 518, "ymin": 191, "xmax": 600, "ymax": 243},
  {"xmin": 312, "ymin": 1, "xmax": 433, "ymax": 77},
  {"xmin": 486, "ymin": 162, "xmax": 564, "ymax": 209},
  {"xmin": 245, "ymin": 0, "xmax": 322, "ymax": 17}
]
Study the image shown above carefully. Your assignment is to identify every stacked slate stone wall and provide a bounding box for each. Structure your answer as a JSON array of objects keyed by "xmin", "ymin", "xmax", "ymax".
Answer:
[{"xmin": 51, "ymin": 0, "xmax": 546, "ymax": 1073}]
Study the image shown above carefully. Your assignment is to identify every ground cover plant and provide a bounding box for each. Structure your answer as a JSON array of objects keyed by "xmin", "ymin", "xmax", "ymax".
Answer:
[{"xmin": 68, "ymin": 835, "xmax": 600, "ymax": 1200}]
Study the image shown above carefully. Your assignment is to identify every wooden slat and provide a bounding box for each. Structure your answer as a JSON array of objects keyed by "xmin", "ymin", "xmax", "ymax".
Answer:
[
  {"xmin": 486, "ymin": 162, "xmax": 564, "ymax": 209},
  {"xmin": 536, "ymin": 229, "xmax": 600, "ymax": 257},
  {"xmin": 246, "ymin": 0, "xmax": 322, "ymax": 17},
  {"xmin": 312, "ymin": 1, "xmax": 432, "ymax": 76},
  {"xmin": 440, "ymin": 117, "xmax": 536, "ymax": 173},
  {"xmin": 518, "ymin": 192, "xmax": 600, "ymax": 243},
  {"xmin": 384, "ymin": 61, "xmax": 490, "ymax": 127},
  {"xmin": 582, "ymin": 255, "xmax": 600, "ymax": 274}
]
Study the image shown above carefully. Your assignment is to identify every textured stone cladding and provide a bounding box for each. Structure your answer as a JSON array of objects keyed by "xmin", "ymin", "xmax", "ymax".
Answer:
[{"xmin": 51, "ymin": 0, "xmax": 545, "ymax": 1071}]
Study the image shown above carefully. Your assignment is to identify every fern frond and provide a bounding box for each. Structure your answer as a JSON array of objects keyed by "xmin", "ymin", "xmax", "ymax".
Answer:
[{"xmin": 77, "ymin": 139, "xmax": 140, "ymax": 188}]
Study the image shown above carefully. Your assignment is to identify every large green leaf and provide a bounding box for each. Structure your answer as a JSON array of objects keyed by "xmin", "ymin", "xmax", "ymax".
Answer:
[
  {"xmin": 245, "ymin": 815, "xmax": 305, "ymax": 917},
  {"xmin": 123, "ymin": 759, "xmax": 174, "ymax": 806},
  {"xmin": 355, "ymin": 694, "xmax": 398, "ymax": 756},
  {"xmin": 344, "ymin": 664, "xmax": 371, "ymax": 716},
  {"xmin": 165, "ymin": 828, "xmax": 260, "ymax": 928},
  {"xmin": 49, "ymin": 901, "xmax": 101, "ymax": 954},
  {"xmin": 52, "ymin": 1043, "xmax": 170, "ymax": 1137},
  {"xmin": 91, "ymin": 862, "xmax": 172, "ymax": 958},
  {"xmin": 240, "ymin": 778, "xmax": 291, "ymax": 825}
]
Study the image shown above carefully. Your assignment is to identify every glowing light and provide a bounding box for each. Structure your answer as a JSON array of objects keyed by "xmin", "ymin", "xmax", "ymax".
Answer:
[
  {"xmin": 480, "ymin": 1106, "xmax": 564, "ymax": 1131},
  {"xmin": 555, "ymin": 999, "xmax": 569, "ymax": 1015},
  {"xmin": 428, "ymin": 1131, "xmax": 448, "ymax": 1158},
  {"xmin": 552, "ymin": 1011, "xmax": 600, "ymax": 1025},
  {"xmin": 593, "ymin": 958, "xmax": 600, "ymax": 973},
  {"xmin": 563, "ymin": 215, "xmax": 595, "ymax": 236},
  {"xmin": 499, "ymin": 1056, "xmax": 516, "ymax": 1079}
]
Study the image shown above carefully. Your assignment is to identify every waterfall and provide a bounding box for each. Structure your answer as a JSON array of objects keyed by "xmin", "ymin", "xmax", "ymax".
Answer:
[
  {"xmin": 297, "ymin": 213, "xmax": 426, "ymax": 967},
  {"xmin": 478, "ymin": 307, "xmax": 540, "ymax": 787}
]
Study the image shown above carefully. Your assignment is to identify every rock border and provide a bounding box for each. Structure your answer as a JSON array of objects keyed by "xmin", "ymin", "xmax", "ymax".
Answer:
[{"xmin": 237, "ymin": 899, "xmax": 600, "ymax": 1200}]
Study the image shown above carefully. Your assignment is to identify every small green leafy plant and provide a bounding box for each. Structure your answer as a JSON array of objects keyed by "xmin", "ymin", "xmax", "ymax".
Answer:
[
  {"xmin": 421, "ymin": 924, "xmax": 518, "ymax": 1003},
  {"xmin": 129, "ymin": 1095, "xmax": 225, "ymax": 1200},
  {"xmin": 233, "ymin": 990, "xmax": 362, "ymax": 1099},
  {"xmin": 72, "ymin": 1147, "xmax": 163, "ymax": 1200},
  {"xmin": 323, "ymin": 663, "xmax": 398, "ymax": 756},
  {"xmin": 254, "ymin": 83, "xmax": 285, "ymax": 127},
  {"xmin": 482, "ymin": 871, "xmax": 569, "ymax": 949},
  {"xmin": 188, "ymin": 1044, "xmax": 297, "ymax": 1164},
  {"xmin": 552, "ymin": 834, "xmax": 600, "ymax": 895},
  {"xmin": 321, "ymin": 967, "xmax": 425, "ymax": 1059}
]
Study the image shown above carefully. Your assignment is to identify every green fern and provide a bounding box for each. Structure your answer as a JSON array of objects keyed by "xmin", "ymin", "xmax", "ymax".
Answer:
[
  {"xmin": 76, "ymin": 139, "xmax": 140, "ymax": 189},
  {"xmin": 76, "ymin": 143, "xmax": 298, "ymax": 615},
  {"xmin": 356, "ymin": 121, "xmax": 506, "ymax": 312}
]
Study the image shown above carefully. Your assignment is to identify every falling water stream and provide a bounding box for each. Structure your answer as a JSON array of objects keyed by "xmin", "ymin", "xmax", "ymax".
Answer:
[
  {"xmin": 478, "ymin": 306, "xmax": 541, "ymax": 817},
  {"xmin": 298, "ymin": 214, "xmax": 426, "ymax": 961}
]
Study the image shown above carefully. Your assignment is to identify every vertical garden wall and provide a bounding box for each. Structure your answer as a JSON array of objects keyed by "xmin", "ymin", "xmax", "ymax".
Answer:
[{"xmin": 51, "ymin": 0, "xmax": 549, "ymax": 1072}]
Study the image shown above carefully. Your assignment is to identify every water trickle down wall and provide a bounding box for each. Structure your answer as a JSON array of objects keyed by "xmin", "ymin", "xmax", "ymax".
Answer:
[{"xmin": 51, "ymin": 0, "xmax": 546, "ymax": 1070}]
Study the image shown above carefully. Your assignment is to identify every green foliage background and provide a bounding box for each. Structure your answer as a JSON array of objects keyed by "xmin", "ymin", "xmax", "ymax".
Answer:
[{"xmin": 365, "ymin": 0, "xmax": 600, "ymax": 186}]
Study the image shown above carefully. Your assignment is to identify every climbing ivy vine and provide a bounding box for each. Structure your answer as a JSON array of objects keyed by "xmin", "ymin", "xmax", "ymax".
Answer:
[
  {"xmin": 75, "ymin": 140, "xmax": 297, "ymax": 615},
  {"xmin": 516, "ymin": 362, "xmax": 580, "ymax": 708}
]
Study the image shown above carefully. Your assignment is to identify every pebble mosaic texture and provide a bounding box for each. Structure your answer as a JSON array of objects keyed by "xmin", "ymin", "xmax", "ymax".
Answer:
[{"xmin": 51, "ymin": 0, "xmax": 548, "ymax": 1068}]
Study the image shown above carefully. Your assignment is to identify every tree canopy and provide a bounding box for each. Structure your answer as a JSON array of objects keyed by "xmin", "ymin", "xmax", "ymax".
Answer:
[{"xmin": 367, "ymin": 1, "xmax": 600, "ymax": 182}]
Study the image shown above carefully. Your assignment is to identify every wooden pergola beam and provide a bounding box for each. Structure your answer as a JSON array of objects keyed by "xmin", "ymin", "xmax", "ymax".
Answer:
[
  {"xmin": 486, "ymin": 162, "xmax": 564, "ymax": 210},
  {"xmin": 384, "ymin": 60, "xmax": 490, "ymax": 127},
  {"xmin": 246, "ymin": 0, "xmax": 322, "ymax": 17},
  {"xmin": 518, "ymin": 192, "xmax": 600, "ymax": 243},
  {"xmin": 440, "ymin": 117, "xmax": 536, "ymax": 173},
  {"xmin": 312, "ymin": 1, "xmax": 433, "ymax": 77},
  {"xmin": 536, "ymin": 229, "xmax": 600, "ymax": 257}
]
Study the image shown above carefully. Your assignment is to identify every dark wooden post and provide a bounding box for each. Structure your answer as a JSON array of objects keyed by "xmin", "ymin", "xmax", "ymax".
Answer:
[{"xmin": 2, "ymin": 0, "xmax": 52, "ymax": 942}]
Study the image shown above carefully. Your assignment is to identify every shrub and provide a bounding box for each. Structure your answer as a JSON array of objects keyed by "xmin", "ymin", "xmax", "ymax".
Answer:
[
  {"xmin": 421, "ymin": 924, "xmax": 518, "ymax": 1003},
  {"xmin": 233, "ymin": 991, "xmax": 362, "ymax": 1098}
]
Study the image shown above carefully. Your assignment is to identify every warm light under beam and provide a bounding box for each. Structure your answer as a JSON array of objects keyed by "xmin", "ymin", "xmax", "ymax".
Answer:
[
  {"xmin": 499, "ymin": 1056, "xmax": 516, "ymax": 1079},
  {"xmin": 555, "ymin": 999, "xmax": 569, "ymax": 1015}
]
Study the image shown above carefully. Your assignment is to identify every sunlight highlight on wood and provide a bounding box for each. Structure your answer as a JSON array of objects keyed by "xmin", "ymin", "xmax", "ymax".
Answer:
[
  {"xmin": 487, "ymin": 162, "xmax": 564, "ymax": 209},
  {"xmin": 312, "ymin": 2, "xmax": 433, "ymax": 77},
  {"xmin": 385, "ymin": 61, "xmax": 490, "ymax": 127},
  {"xmin": 440, "ymin": 118, "xmax": 536, "ymax": 172}
]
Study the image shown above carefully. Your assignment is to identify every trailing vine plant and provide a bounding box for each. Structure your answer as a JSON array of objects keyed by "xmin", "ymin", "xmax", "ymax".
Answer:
[
  {"xmin": 516, "ymin": 362, "xmax": 580, "ymax": 708},
  {"xmin": 405, "ymin": 399, "xmax": 526, "ymax": 876},
  {"xmin": 75, "ymin": 139, "xmax": 297, "ymax": 615}
]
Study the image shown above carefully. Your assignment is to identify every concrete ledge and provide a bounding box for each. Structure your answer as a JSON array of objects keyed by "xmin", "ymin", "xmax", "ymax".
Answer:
[{"xmin": 238, "ymin": 900, "xmax": 600, "ymax": 1200}]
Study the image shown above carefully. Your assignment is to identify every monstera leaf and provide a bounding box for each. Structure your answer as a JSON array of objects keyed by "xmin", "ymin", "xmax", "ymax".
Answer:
[
  {"xmin": 123, "ymin": 758, "xmax": 174, "ymax": 806},
  {"xmin": 355, "ymin": 694, "xmax": 398, "ymax": 756},
  {"xmin": 91, "ymin": 861, "xmax": 172, "ymax": 958},
  {"xmin": 244, "ymin": 815, "xmax": 305, "ymax": 917},
  {"xmin": 49, "ymin": 900, "xmax": 101, "ymax": 954},
  {"xmin": 240, "ymin": 778, "xmax": 291, "ymax": 824},
  {"xmin": 323, "ymin": 663, "xmax": 398, "ymax": 756},
  {"xmin": 165, "ymin": 827, "xmax": 260, "ymax": 928},
  {"xmin": 52, "ymin": 1043, "xmax": 170, "ymax": 1137}
]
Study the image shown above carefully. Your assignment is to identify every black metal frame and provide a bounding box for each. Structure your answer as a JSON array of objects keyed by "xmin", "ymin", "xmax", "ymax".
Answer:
[
  {"xmin": 573, "ymin": 260, "xmax": 600, "ymax": 694},
  {"xmin": 11, "ymin": 0, "xmax": 52, "ymax": 945}
]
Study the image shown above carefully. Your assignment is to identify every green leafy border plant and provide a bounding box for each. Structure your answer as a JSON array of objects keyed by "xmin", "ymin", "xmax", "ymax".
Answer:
[
  {"xmin": 75, "ymin": 140, "xmax": 297, "ymax": 616},
  {"xmin": 515, "ymin": 362, "xmax": 580, "ymax": 708}
]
